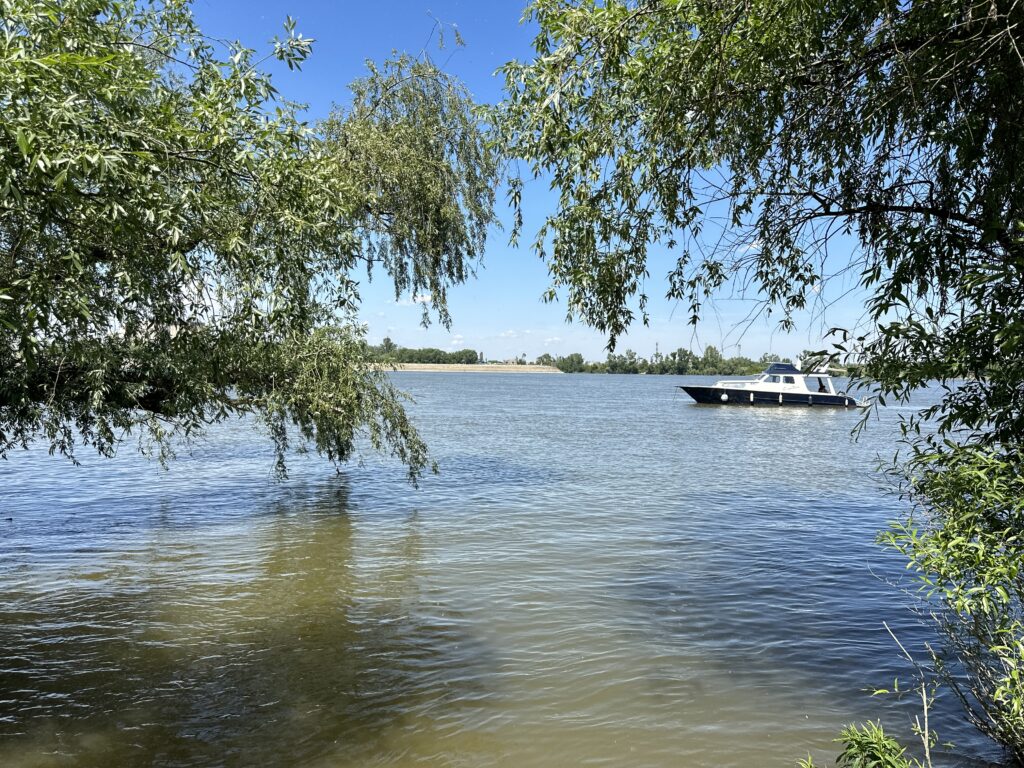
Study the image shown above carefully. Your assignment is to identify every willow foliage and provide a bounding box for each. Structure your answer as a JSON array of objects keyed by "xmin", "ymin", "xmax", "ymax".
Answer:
[{"xmin": 0, "ymin": 0, "xmax": 499, "ymax": 479}]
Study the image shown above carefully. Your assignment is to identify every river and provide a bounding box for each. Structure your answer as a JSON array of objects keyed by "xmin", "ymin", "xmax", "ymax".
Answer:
[{"xmin": 0, "ymin": 373, "xmax": 1003, "ymax": 767}]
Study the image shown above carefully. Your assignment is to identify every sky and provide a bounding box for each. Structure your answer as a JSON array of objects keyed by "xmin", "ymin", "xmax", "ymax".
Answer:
[{"xmin": 192, "ymin": 0, "xmax": 869, "ymax": 363}]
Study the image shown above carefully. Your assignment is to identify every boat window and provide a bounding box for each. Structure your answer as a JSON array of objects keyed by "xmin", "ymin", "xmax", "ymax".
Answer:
[
  {"xmin": 768, "ymin": 375, "xmax": 780, "ymax": 384},
  {"xmin": 783, "ymin": 376, "xmax": 795, "ymax": 384},
  {"xmin": 816, "ymin": 377, "xmax": 827, "ymax": 393}
]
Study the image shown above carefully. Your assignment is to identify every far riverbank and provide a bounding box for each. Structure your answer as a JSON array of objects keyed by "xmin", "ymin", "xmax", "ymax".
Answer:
[{"xmin": 391, "ymin": 363, "xmax": 561, "ymax": 373}]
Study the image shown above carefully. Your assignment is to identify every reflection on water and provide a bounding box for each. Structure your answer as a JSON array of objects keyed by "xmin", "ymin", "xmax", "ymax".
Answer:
[
  {"xmin": 0, "ymin": 374, "xmax": 1004, "ymax": 766},
  {"xmin": 1, "ymin": 490, "xmax": 494, "ymax": 767}
]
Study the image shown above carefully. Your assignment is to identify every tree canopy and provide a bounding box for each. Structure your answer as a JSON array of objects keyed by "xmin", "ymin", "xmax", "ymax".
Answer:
[
  {"xmin": 0, "ymin": 0, "xmax": 498, "ymax": 479},
  {"xmin": 498, "ymin": 0, "xmax": 1024, "ymax": 759}
]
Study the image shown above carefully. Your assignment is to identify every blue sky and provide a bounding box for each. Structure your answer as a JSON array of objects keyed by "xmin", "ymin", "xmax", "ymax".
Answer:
[{"xmin": 193, "ymin": 0, "xmax": 869, "ymax": 363}]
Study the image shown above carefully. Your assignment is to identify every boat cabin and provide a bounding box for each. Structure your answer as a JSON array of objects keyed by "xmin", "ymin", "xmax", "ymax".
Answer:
[{"xmin": 740, "ymin": 362, "xmax": 838, "ymax": 396}]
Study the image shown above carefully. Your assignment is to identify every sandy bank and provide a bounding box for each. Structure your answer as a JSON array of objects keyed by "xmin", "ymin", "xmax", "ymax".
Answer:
[{"xmin": 388, "ymin": 363, "xmax": 562, "ymax": 374}]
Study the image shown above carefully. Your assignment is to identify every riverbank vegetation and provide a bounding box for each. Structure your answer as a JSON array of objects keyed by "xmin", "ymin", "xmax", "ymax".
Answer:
[
  {"xmin": 365, "ymin": 338, "xmax": 481, "ymax": 365},
  {"xmin": 539, "ymin": 348, "xmax": 795, "ymax": 375},
  {"xmin": 369, "ymin": 339, "xmax": 799, "ymax": 374},
  {"xmin": 0, "ymin": 1, "xmax": 499, "ymax": 480},
  {"xmin": 499, "ymin": 0, "xmax": 1024, "ymax": 764}
]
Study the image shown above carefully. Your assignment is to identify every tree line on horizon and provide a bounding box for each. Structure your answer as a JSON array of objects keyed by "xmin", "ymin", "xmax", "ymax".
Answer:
[
  {"xmin": 370, "ymin": 338, "xmax": 843, "ymax": 376},
  {"xmin": 537, "ymin": 347, "xmax": 798, "ymax": 375},
  {"xmin": 369, "ymin": 338, "xmax": 481, "ymax": 365}
]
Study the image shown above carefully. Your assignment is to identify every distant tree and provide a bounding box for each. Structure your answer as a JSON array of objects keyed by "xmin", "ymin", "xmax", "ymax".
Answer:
[
  {"xmin": 625, "ymin": 349, "xmax": 641, "ymax": 373},
  {"xmin": 719, "ymin": 355, "xmax": 759, "ymax": 375},
  {"xmin": 606, "ymin": 349, "xmax": 642, "ymax": 374},
  {"xmin": 697, "ymin": 346, "xmax": 723, "ymax": 374},
  {"xmin": 535, "ymin": 353, "xmax": 555, "ymax": 367},
  {"xmin": 670, "ymin": 349, "xmax": 697, "ymax": 375},
  {"xmin": 554, "ymin": 352, "xmax": 586, "ymax": 373}
]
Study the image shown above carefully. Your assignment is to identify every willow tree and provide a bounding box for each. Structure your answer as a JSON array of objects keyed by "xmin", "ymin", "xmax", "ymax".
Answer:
[
  {"xmin": 499, "ymin": 0, "xmax": 1024, "ymax": 761},
  {"xmin": 0, "ymin": 0, "xmax": 498, "ymax": 480}
]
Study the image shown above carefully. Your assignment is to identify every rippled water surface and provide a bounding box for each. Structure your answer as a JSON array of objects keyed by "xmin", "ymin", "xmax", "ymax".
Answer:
[{"xmin": 0, "ymin": 373, "xmax": 1002, "ymax": 766}]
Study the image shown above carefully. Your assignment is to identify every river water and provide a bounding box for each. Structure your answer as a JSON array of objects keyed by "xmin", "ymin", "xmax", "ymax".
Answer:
[{"xmin": 0, "ymin": 373, "xmax": 1003, "ymax": 767}]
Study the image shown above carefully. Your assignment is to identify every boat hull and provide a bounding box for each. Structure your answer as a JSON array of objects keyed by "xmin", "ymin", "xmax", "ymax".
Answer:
[{"xmin": 679, "ymin": 385, "xmax": 858, "ymax": 408}]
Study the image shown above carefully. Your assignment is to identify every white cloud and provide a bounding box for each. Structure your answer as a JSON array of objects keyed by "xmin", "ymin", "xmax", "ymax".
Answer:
[
  {"xmin": 393, "ymin": 293, "xmax": 433, "ymax": 307},
  {"xmin": 543, "ymin": 336, "xmax": 562, "ymax": 346}
]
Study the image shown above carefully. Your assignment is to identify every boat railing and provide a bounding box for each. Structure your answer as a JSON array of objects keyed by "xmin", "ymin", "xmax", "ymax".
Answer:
[{"xmin": 713, "ymin": 377, "xmax": 762, "ymax": 389}]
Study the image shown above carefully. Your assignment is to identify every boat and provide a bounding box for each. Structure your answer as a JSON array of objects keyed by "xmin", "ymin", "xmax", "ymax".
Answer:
[{"xmin": 678, "ymin": 362, "xmax": 861, "ymax": 407}]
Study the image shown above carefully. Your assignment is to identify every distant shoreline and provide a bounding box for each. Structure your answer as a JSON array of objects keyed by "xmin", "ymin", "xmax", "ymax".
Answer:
[{"xmin": 388, "ymin": 363, "xmax": 562, "ymax": 374}]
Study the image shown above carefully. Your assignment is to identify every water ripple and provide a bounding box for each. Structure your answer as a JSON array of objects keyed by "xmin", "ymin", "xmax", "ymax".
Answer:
[{"xmin": 0, "ymin": 374, "xmax": 1003, "ymax": 767}]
